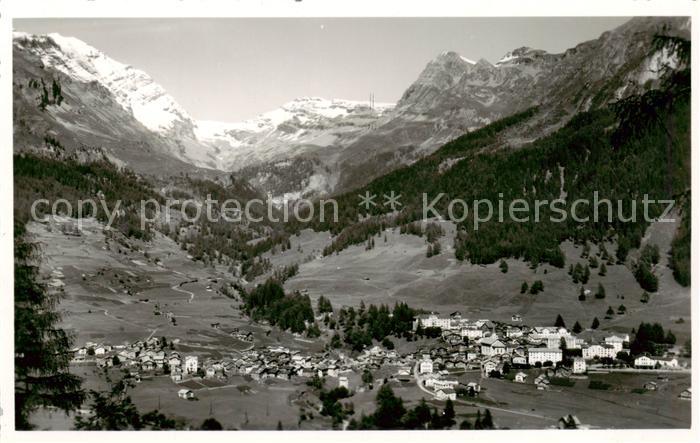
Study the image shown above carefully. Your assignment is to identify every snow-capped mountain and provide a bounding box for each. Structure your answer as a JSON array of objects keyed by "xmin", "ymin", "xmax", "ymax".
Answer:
[
  {"xmin": 15, "ymin": 32, "xmax": 194, "ymax": 135},
  {"xmin": 12, "ymin": 17, "xmax": 690, "ymax": 201},
  {"xmin": 12, "ymin": 31, "xmax": 222, "ymax": 170},
  {"xmin": 12, "ymin": 31, "xmax": 393, "ymax": 176},
  {"xmin": 195, "ymin": 96, "xmax": 393, "ymax": 170}
]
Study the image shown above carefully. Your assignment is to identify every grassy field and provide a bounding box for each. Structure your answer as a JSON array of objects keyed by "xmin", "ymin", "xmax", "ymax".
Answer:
[
  {"xmin": 452, "ymin": 372, "xmax": 692, "ymax": 429},
  {"xmin": 285, "ymin": 217, "xmax": 690, "ymax": 344},
  {"xmin": 23, "ymin": 215, "xmax": 691, "ymax": 430},
  {"xmin": 26, "ymin": 217, "xmax": 304, "ymax": 351}
]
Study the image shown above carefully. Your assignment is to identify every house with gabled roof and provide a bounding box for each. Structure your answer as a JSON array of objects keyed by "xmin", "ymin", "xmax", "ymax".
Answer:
[{"xmin": 480, "ymin": 336, "xmax": 506, "ymax": 356}]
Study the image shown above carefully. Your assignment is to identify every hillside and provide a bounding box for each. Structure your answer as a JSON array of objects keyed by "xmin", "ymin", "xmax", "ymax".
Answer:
[
  {"xmin": 12, "ymin": 18, "xmax": 690, "ymax": 204},
  {"xmin": 292, "ymin": 31, "xmax": 690, "ymax": 301},
  {"xmin": 334, "ymin": 17, "xmax": 690, "ymax": 192}
]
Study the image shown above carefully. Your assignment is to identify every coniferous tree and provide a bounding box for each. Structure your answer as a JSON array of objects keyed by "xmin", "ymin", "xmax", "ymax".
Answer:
[
  {"xmin": 589, "ymin": 256, "xmax": 599, "ymax": 269},
  {"xmin": 74, "ymin": 377, "xmax": 141, "ymax": 430},
  {"xmin": 201, "ymin": 418, "xmax": 223, "ymax": 430},
  {"xmin": 474, "ymin": 410, "xmax": 483, "ymax": 430},
  {"xmin": 459, "ymin": 419, "xmax": 472, "ymax": 429},
  {"xmin": 554, "ymin": 314, "xmax": 566, "ymax": 328},
  {"xmin": 665, "ymin": 330, "xmax": 677, "ymax": 345},
  {"xmin": 582, "ymin": 265, "xmax": 591, "ymax": 284},
  {"xmin": 640, "ymin": 291, "xmax": 650, "ymax": 303},
  {"xmin": 572, "ymin": 321, "xmax": 583, "ymax": 334},
  {"xmin": 599, "ymin": 262, "xmax": 607, "ymax": 276},
  {"xmin": 373, "ymin": 384, "xmax": 405, "ymax": 429},
  {"xmin": 591, "ymin": 317, "xmax": 600, "ymax": 329},
  {"xmin": 443, "ymin": 398, "xmax": 456, "ymax": 428},
  {"xmin": 482, "ymin": 409, "xmax": 494, "ymax": 429},
  {"xmin": 15, "ymin": 222, "xmax": 84, "ymax": 429},
  {"xmin": 595, "ymin": 283, "xmax": 606, "ymax": 299},
  {"xmin": 530, "ymin": 280, "xmax": 544, "ymax": 294}
]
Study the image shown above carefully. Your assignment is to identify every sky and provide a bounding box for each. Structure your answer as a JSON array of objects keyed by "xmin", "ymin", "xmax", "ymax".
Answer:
[{"xmin": 15, "ymin": 17, "xmax": 630, "ymax": 122}]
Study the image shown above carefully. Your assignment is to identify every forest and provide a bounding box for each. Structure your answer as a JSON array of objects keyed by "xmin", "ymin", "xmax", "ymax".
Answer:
[{"xmin": 293, "ymin": 40, "xmax": 691, "ymax": 286}]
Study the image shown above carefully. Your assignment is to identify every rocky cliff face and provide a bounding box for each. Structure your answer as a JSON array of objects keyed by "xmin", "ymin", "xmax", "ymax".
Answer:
[
  {"xmin": 12, "ymin": 32, "xmax": 222, "ymax": 174},
  {"xmin": 195, "ymin": 97, "xmax": 393, "ymax": 171},
  {"xmin": 12, "ymin": 17, "xmax": 690, "ymax": 199},
  {"xmin": 334, "ymin": 16, "xmax": 690, "ymax": 192},
  {"xmin": 12, "ymin": 31, "xmax": 393, "ymax": 183}
]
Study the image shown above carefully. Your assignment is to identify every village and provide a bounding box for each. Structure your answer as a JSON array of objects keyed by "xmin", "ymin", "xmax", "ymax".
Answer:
[{"xmin": 70, "ymin": 310, "xmax": 691, "ymax": 411}]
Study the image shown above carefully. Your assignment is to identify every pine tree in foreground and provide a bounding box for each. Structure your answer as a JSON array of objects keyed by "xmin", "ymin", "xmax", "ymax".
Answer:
[{"xmin": 15, "ymin": 221, "xmax": 84, "ymax": 429}]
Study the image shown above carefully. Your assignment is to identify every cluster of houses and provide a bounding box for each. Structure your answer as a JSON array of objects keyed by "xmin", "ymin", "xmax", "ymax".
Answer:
[
  {"xmin": 417, "ymin": 354, "xmax": 481, "ymax": 400},
  {"xmin": 414, "ymin": 313, "xmax": 638, "ymax": 374},
  {"xmin": 410, "ymin": 312, "xmax": 689, "ymax": 397},
  {"xmin": 73, "ymin": 334, "xmax": 419, "ymax": 393},
  {"xmin": 202, "ymin": 343, "xmax": 416, "ymax": 383},
  {"xmin": 413, "ymin": 313, "xmax": 686, "ymax": 384},
  {"xmin": 72, "ymin": 311, "xmax": 687, "ymax": 404},
  {"xmin": 71, "ymin": 337, "xmax": 202, "ymax": 381}
]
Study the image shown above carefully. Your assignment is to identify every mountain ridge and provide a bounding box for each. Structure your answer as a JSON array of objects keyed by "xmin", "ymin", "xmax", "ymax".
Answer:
[{"xmin": 12, "ymin": 17, "xmax": 690, "ymax": 200}]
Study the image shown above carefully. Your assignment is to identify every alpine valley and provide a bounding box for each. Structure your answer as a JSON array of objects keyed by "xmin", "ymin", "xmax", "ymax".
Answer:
[{"xmin": 12, "ymin": 17, "xmax": 692, "ymax": 431}]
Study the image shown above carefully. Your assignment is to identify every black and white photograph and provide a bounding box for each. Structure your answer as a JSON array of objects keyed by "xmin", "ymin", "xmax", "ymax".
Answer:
[{"xmin": 1, "ymin": 0, "xmax": 698, "ymax": 440}]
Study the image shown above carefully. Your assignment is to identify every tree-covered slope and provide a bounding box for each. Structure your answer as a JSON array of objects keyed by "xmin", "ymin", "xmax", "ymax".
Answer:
[{"xmin": 299, "ymin": 39, "xmax": 690, "ymax": 286}]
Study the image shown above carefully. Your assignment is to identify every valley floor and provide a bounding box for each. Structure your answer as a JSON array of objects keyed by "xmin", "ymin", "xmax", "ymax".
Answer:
[{"xmin": 24, "ymin": 215, "xmax": 691, "ymax": 430}]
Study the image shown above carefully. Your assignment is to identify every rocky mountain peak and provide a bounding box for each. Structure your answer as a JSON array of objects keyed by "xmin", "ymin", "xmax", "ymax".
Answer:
[{"xmin": 13, "ymin": 31, "xmax": 197, "ymax": 138}]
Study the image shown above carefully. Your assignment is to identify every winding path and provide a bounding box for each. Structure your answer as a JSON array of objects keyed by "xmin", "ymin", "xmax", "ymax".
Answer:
[
  {"xmin": 412, "ymin": 362, "xmax": 555, "ymax": 422},
  {"xmin": 171, "ymin": 280, "xmax": 197, "ymax": 303}
]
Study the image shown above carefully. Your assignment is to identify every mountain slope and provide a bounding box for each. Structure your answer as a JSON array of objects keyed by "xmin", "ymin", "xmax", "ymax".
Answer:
[
  {"xmin": 12, "ymin": 31, "xmax": 394, "ymax": 189},
  {"xmin": 335, "ymin": 16, "xmax": 690, "ymax": 192},
  {"xmin": 12, "ymin": 32, "xmax": 221, "ymax": 175},
  {"xmin": 13, "ymin": 17, "xmax": 690, "ymax": 202},
  {"xmin": 196, "ymin": 97, "xmax": 393, "ymax": 169}
]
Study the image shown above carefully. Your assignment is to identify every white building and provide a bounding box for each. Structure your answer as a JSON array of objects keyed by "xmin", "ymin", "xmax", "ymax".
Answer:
[
  {"xmin": 184, "ymin": 355, "xmax": 198, "ymax": 374},
  {"xmin": 604, "ymin": 335, "xmax": 629, "ymax": 352},
  {"xmin": 338, "ymin": 376, "xmax": 349, "ymax": 389},
  {"xmin": 547, "ymin": 336, "xmax": 584, "ymax": 349},
  {"xmin": 481, "ymin": 359, "xmax": 499, "ymax": 377},
  {"xmin": 514, "ymin": 372, "xmax": 527, "ymax": 383},
  {"xmin": 414, "ymin": 314, "xmax": 452, "ymax": 330},
  {"xmin": 634, "ymin": 355, "xmax": 657, "ymax": 368},
  {"xmin": 460, "ymin": 327, "xmax": 484, "ymax": 339},
  {"xmin": 419, "ymin": 358, "xmax": 434, "ymax": 374},
  {"xmin": 530, "ymin": 327, "xmax": 570, "ymax": 340},
  {"xmin": 572, "ymin": 357, "xmax": 587, "ymax": 374},
  {"xmin": 425, "ymin": 378, "xmax": 459, "ymax": 390},
  {"xmin": 527, "ymin": 348, "xmax": 563, "ymax": 365},
  {"xmin": 435, "ymin": 388, "xmax": 457, "ymax": 401},
  {"xmin": 168, "ymin": 355, "xmax": 182, "ymax": 369},
  {"xmin": 506, "ymin": 327, "xmax": 523, "ymax": 338},
  {"xmin": 480, "ymin": 337, "xmax": 506, "ymax": 356},
  {"xmin": 177, "ymin": 389, "xmax": 194, "ymax": 400},
  {"xmin": 582, "ymin": 344, "xmax": 618, "ymax": 360},
  {"xmin": 656, "ymin": 358, "xmax": 679, "ymax": 368}
]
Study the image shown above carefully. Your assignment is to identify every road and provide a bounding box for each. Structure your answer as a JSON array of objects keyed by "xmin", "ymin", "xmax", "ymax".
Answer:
[
  {"xmin": 454, "ymin": 398, "xmax": 556, "ymax": 422},
  {"xmin": 412, "ymin": 362, "xmax": 437, "ymax": 398},
  {"xmin": 172, "ymin": 280, "xmax": 196, "ymax": 303},
  {"xmin": 588, "ymin": 366, "xmax": 691, "ymax": 374},
  {"xmin": 412, "ymin": 362, "xmax": 556, "ymax": 423}
]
